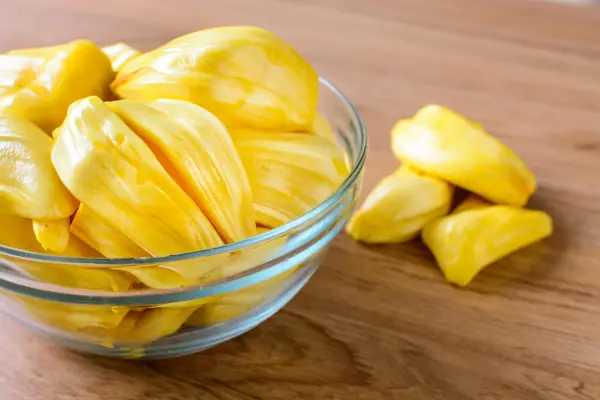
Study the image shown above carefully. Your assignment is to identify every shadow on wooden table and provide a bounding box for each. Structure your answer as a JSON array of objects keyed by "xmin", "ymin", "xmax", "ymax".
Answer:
[{"xmin": 49, "ymin": 308, "xmax": 370, "ymax": 399}]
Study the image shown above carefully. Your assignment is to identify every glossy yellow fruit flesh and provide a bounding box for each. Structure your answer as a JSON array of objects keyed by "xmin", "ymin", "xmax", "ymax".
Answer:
[
  {"xmin": 70, "ymin": 204, "xmax": 148, "ymax": 259},
  {"xmin": 0, "ymin": 214, "xmax": 134, "ymax": 291},
  {"xmin": 113, "ymin": 26, "xmax": 318, "ymax": 130},
  {"xmin": 52, "ymin": 96, "xmax": 224, "ymax": 257},
  {"xmin": 0, "ymin": 28, "xmax": 346, "ymax": 346},
  {"xmin": 109, "ymin": 98, "xmax": 255, "ymax": 243},
  {"xmin": 346, "ymin": 165, "xmax": 453, "ymax": 243},
  {"xmin": 32, "ymin": 218, "xmax": 70, "ymax": 252},
  {"xmin": 187, "ymin": 265, "xmax": 296, "ymax": 326},
  {"xmin": 72, "ymin": 209, "xmax": 283, "ymax": 306},
  {"xmin": 422, "ymin": 196, "xmax": 553, "ymax": 286},
  {"xmin": 15, "ymin": 295, "xmax": 129, "ymax": 335},
  {"xmin": 101, "ymin": 42, "xmax": 141, "ymax": 72},
  {"xmin": 231, "ymin": 129, "xmax": 349, "ymax": 228},
  {"xmin": 0, "ymin": 40, "xmax": 114, "ymax": 132},
  {"xmin": 113, "ymin": 307, "xmax": 196, "ymax": 344},
  {"xmin": 0, "ymin": 213, "xmax": 134, "ymax": 338},
  {"xmin": 391, "ymin": 105, "xmax": 536, "ymax": 206},
  {"xmin": 0, "ymin": 113, "xmax": 77, "ymax": 251},
  {"xmin": 71, "ymin": 203, "xmax": 216, "ymax": 290},
  {"xmin": 0, "ymin": 114, "xmax": 76, "ymax": 220}
]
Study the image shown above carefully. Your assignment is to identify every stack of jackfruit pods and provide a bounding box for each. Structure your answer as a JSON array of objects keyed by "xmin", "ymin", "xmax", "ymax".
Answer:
[
  {"xmin": 0, "ymin": 27, "xmax": 348, "ymax": 345},
  {"xmin": 347, "ymin": 105, "xmax": 552, "ymax": 286}
]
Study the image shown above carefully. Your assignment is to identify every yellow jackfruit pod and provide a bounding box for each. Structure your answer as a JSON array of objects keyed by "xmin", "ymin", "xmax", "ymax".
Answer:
[
  {"xmin": 113, "ymin": 26, "xmax": 318, "ymax": 130},
  {"xmin": 452, "ymin": 194, "xmax": 490, "ymax": 213},
  {"xmin": 112, "ymin": 307, "xmax": 196, "ymax": 344},
  {"xmin": 108, "ymin": 98, "xmax": 255, "ymax": 243},
  {"xmin": 0, "ymin": 114, "xmax": 76, "ymax": 219},
  {"xmin": 0, "ymin": 40, "xmax": 114, "ymax": 132},
  {"xmin": 132, "ymin": 226, "xmax": 285, "ymax": 303},
  {"xmin": 0, "ymin": 114, "xmax": 77, "ymax": 250},
  {"xmin": 346, "ymin": 165, "xmax": 453, "ymax": 243},
  {"xmin": 70, "ymin": 204, "xmax": 148, "ymax": 259},
  {"xmin": 13, "ymin": 295, "xmax": 129, "ymax": 336},
  {"xmin": 422, "ymin": 195, "xmax": 553, "ymax": 287},
  {"xmin": 52, "ymin": 96, "xmax": 224, "ymax": 260},
  {"xmin": 214, "ymin": 227, "xmax": 287, "ymax": 279},
  {"xmin": 71, "ymin": 204, "xmax": 220, "ymax": 291},
  {"xmin": 391, "ymin": 105, "xmax": 537, "ymax": 206},
  {"xmin": 0, "ymin": 214, "xmax": 135, "ymax": 291},
  {"xmin": 32, "ymin": 218, "xmax": 71, "ymax": 252},
  {"xmin": 0, "ymin": 215, "xmax": 132, "ymax": 338},
  {"xmin": 129, "ymin": 224, "xmax": 286, "ymax": 291},
  {"xmin": 230, "ymin": 129, "xmax": 349, "ymax": 228},
  {"xmin": 186, "ymin": 265, "xmax": 297, "ymax": 326},
  {"xmin": 101, "ymin": 42, "xmax": 141, "ymax": 72}
]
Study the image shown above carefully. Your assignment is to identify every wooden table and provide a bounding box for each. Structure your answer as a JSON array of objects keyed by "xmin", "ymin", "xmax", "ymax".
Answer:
[{"xmin": 2, "ymin": 0, "xmax": 600, "ymax": 399}]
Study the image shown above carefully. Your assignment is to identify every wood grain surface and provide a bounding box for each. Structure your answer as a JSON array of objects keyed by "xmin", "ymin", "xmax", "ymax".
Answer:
[{"xmin": 2, "ymin": 0, "xmax": 600, "ymax": 399}]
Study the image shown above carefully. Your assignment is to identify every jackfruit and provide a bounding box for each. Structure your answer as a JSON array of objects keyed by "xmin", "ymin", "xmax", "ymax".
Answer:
[
  {"xmin": 52, "ymin": 96, "xmax": 224, "ymax": 258},
  {"xmin": 108, "ymin": 98, "xmax": 255, "ymax": 243},
  {"xmin": 391, "ymin": 105, "xmax": 536, "ymax": 206},
  {"xmin": 0, "ymin": 214, "xmax": 135, "ymax": 291},
  {"xmin": 0, "ymin": 114, "xmax": 76, "ymax": 219},
  {"xmin": 422, "ymin": 195, "xmax": 553, "ymax": 286},
  {"xmin": 113, "ymin": 26, "xmax": 318, "ymax": 130},
  {"xmin": 0, "ymin": 40, "xmax": 114, "ymax": 132},
  {"xmin": 71, "ymin": 203, "xmax": 206, "ymax": 290},
  {"xmin": 14, "ymin": 295, "xmax": 129, "ymax": 335},
  {"xmin": 0, "ymin": 113, "xmax": 77, "ymax": 250},
  {"xmin": 113, "ymin": 307, "xmax": 196, "ymax": 344},
  {"xmin": 101, "ymin": 42, "xmax": 141, "ymax": 72},
  {"xmin": 230, "ymin": 129, "xmax": 348, "ymax": 228},
  {"xmin": 0, "ymin": 213, "xmax": 133, "ymax": 338},
  {"xmin": 346, "ymin": 165, "xmax": 453, "ymax": 243},
  {"xmin": 70, "ymin": 204, "xmax": 148, "ymax": 259},
  {"xmin": 32, "ymin": 218, "xmax": 70, "ymax": 252},
  {"xmin": 187, "ymin": 264, "xmax": 297, "ymax": 326}
]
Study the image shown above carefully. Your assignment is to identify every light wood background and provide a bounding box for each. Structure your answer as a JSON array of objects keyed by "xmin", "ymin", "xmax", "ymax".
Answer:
[{"xmin": 2, "ymin": 0, "xmax": 600, "ymax": 399}]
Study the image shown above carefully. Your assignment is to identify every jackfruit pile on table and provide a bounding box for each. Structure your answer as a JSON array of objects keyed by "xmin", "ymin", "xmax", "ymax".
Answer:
[{"xmin": 0, "ymin": 24, "xmax": 554, "ymax": 348}]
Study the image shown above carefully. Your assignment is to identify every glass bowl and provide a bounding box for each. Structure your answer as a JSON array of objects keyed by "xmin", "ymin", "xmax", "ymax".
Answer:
[{"xmin": 0, "ymin": 77, "xmax": 366, "ymax": 359}]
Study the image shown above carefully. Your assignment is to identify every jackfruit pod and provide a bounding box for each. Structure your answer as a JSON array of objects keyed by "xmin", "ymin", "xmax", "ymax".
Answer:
[
  {"xmin": 70, "ymin": 191, "xmax": 220, "ymax": 291},
  {"xmin": 113, "ymin": 26, "xmax": 318, "ymax": 130},
  {"xmin": 0, "ymin": 40, "xmax": 114, "ymax": 132},
  {"xmin": 0, "ymin": 214, "xmax": 135, "ymax": 291},
  {"xmin": 129, "ymin": 225, "xmax": 286, "ymax": 292},
  {"xmin": 231, "ymin": 129, "xmax": 349, "ymax": 228},
  {"xmin": 52, "ymin": 96, "xmax": 224, "ymax": 260},
  {"xmin": 0, "ymin": 114, "xmax": 76, "ymax": 219},
  {"xmin": 13, "ymin": 295, "xmax": 129, "ymax": 335},
  {"xmin": 0, "ymin": 114, "xmax": 77, "ymax": 250},
  {"xmin": 391, "ymin": 105, "xmax": 536, "ymax": 206},
  {"xmin": 186, "ymin": 265, "xmax": 298, "ymax": 326},
  {"xmin": 109, "ymin": 98, "xmax": 255, "ymax": 243},
  {"xmin": 346, "ymin": 165, "xmax": 453, "ymax": 243},
  {"xmin": 101, "ymin": 42, "xmax": 141, "ymax": 72},
  {"xmin": 422, "ymin": 195, "xmax": 553, "ymax": 286},
  {"xmin": 112, "ymin": 307, "xmax": 196, "ymax": 344},
  {"xmin": 32, "ymin": 218, "xmax": 70, "ymax": 252}
]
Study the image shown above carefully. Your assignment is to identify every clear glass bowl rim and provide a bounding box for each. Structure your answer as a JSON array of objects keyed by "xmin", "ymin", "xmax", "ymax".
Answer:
[{"xmin": 0, "ymin": 76, "xmax": 367, "ymax": 304}]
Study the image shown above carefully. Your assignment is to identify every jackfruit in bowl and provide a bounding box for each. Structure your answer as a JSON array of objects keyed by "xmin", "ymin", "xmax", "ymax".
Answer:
[
  {"xmin": 112, "ymin": 26, "xmax": 318, "ymax": 131},
  {"xmin": 0, "ymin": 26, "xmax": 352, "ymax": 347}
]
